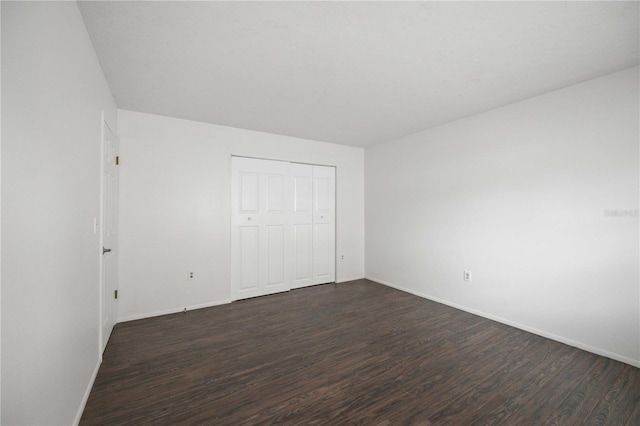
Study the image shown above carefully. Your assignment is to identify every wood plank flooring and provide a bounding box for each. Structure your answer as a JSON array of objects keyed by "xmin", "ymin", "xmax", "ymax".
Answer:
[{"xmin": 81, "ymin": 279, "xmax": 640, "ymax": 425}]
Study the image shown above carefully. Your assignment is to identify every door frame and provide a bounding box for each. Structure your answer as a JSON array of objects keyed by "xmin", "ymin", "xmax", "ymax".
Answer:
[{"xmin": 99, "ymin": 115, "xmax": 119, "ymax": 357}]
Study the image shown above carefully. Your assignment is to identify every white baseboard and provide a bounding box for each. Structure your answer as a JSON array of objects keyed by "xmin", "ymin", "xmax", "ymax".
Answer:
[
  {"xmin": 366, "ymin": 276, "xmax": 640, "ymax": 368},
  {"xmin": 336, "ymin": 276, "xmax": 365, "ymax": 284},
  {"xmin": 119, "ymin": 299, "xmax": 231, "ymax": 323},
  {"xmin": 118, "ymin": 281, "xmax": 369, "ymax": 323},
  {"xmin": 73, "ymin": 357, "xmax": 101, "ymax": 426}
]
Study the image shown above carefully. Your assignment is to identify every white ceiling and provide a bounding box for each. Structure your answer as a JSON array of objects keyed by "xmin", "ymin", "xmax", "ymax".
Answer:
[{"xmin": 78, "ymin": 1, "xmax": 639, "ymax": 147}]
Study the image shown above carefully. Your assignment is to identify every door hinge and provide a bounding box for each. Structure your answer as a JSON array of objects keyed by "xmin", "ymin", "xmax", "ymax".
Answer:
[
  {"xmin": 115, "ymin": 156, "xmax": 119, "ymax": 165},
  {"xmin": 114, "ymin": 289, "xmax": 118, "ymax": 299}
]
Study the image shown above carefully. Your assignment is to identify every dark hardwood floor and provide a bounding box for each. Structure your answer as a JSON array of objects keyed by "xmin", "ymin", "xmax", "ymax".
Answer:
[{"xmin": 81, "ymin": 279, "xmax": 640, "ymax": 425}]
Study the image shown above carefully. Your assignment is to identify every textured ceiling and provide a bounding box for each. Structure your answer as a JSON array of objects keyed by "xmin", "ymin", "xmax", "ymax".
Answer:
[{"xmin": 78, "ymin": 1, "xmax": 639, "ymax": 147}]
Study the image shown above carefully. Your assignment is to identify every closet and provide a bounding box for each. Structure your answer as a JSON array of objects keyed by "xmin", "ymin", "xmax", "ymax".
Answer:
[{"xmin": 231, "ymin": 157, "xmax": 335, "ymax": 301}]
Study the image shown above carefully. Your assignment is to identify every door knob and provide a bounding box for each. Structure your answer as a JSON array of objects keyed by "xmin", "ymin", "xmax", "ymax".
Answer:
[
  {"xmin": 248, "ymin": 217, "xmax": 253, "ymax": 221},
  {"xmin": 102, "ymin": 247, "xmax": 112, "ymax": 254}
]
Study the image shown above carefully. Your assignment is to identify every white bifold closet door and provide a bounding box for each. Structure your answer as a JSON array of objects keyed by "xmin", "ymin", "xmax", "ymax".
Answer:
[
  {"xmin": 232, "ymin": 157, "xmax": 335, "ymax": 300},
  {"xmin": 311, "ymin": 165, "xmax": 336, "ymax": 285},
  {"xmin": 291, "ymin": 163, "xmax": 314, "ymax": 289},
  {"xmin": 291, "ymin": 163, "xmax": 336, "ymax": 287},
  {"xmin": 231, "ymin": 157, "xmax": 291, "ymax": 301}
]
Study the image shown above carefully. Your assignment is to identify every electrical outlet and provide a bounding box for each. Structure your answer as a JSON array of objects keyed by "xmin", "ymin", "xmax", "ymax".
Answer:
[
  {"xmin": 188, "ymin": 272, "xmax": 194, "ymax": 281},
  {"xmin": 464, "ymin": 271, "xmax": 472, "ymax": 282},
  {"xmin": 340, "ymin": 254, "xmax": 345, "ymax": 261}
]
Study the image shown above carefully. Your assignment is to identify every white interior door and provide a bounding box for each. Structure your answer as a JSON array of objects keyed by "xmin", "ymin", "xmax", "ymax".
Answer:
[
  {"xmin": 291, "ymin": 163, "xmax": 313, "ymax": 289},
  {"xmin": 100, "ymin": 121, "xmax": 119, "ymax": 353},
  {"xmin": 312, "ymin": 165, "xmax": 336, "ymax": 285},
  {"xmin": 231, "ymin": 157, "xmax": 291, "ymax": 300}
]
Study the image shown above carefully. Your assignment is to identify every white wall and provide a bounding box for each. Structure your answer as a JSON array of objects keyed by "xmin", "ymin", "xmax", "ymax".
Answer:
[
  {"xmin": 366, "ymin": 67, "xmax": 640, "ymax": 366},
  {"xmin": 1, "ymin": 2, "xmax": 117, "ymax": 424},
  {"xmin": 117, "ymin": 110, "xmax": 364, "ymax": 321}
]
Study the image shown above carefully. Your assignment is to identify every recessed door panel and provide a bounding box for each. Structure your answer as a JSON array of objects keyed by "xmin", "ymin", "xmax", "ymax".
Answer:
[
  {"xmin": 313, "ymin": 223, "xmax": 332, "ymax": 282},
  {"xmin": 294, "ymin": 224, "xmax": 312, "ymax": 282},
  {"xmin": 294, "ymin": 176, "xmax": 312, "ymax": 212},
  {"xmin": 240, "ymin": 227, "xmax": 259, "ymax": 290},
  {"xmin": 266, "ymin": 175, "xmax": 284, "ymax": 213},
  {"xmin": 266, "ymin": 225, "xmax": 285, "ymax": 286},
  {"xmin": 315, "ymin": 177, "xmax": 331, "ymax": 213},
  {"xmin": 240, "ymin": 173, "xmax": 259, "ymax": 213}
]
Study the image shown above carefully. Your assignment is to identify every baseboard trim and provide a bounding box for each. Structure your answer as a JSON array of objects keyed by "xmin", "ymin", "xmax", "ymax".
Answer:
[
  {"xmin": 119, "ymin": 299, "xmax": 231, "ymax": 323},
  {"xmin": 366, "ymin": 276, "xmax": 640, "ymax": 368},
  {"xmin": 336, "ymin": 276, "xmax": 366, "ymax": 284},
  {"xmin": 118, "ymin": 281, "xmax": 368, "ymax": 322},
  {"xmin": 73, "ymin": 357, "xmax": 101, "ymax": 426}
]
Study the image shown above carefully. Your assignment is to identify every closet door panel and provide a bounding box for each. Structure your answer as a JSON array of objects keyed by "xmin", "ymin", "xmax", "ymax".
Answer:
[
  {"xmin": 291, "ymin": 163, "xmax": 313, "ymax": 289},
  {"xmin": 312, "ymin": 165, "xmax": 336, "ymax": 285},
  {"xmin": 232, "ymin": 157, "xmax": 290, "ymax": 300},
  {"xmin": 260, "ymin": 160, "xmax": 290, "ymax": 295}
]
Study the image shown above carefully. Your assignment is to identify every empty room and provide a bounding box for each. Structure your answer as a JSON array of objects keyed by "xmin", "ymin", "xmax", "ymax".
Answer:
[{"xmin": 2, "ymin": 1, "xmax": 639, "ymax": 425}]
